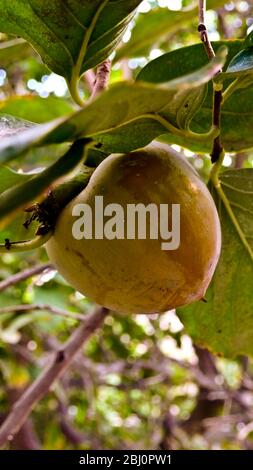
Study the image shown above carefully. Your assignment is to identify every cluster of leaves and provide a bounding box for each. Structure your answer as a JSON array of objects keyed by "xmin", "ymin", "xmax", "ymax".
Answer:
[{"xmin": 0, "ymin": 0, "xmax": 253, "ymax": 450}]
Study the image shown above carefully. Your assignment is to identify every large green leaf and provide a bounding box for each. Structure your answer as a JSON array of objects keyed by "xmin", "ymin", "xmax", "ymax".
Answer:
[
  {"xmin": 137, "ymin": 41, "xmax": 241, "ymax": 83},
  {"xmin": 115, "ymin": 0, "xmax": 226, "ymax": 61},
  {"xmin": 178, "ymin": 169, "xmax": 253, "ymax": 358},
  {"xmin": 0, "ymin": 0, "xmax": 142, "ymax": 83},
  {"xmin": 0, "ymin": 50, "xmax": 227, "ymax": 164}
]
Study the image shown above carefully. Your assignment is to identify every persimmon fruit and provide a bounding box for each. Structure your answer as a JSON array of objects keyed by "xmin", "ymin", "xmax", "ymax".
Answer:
[{"xmin": 46, "ymin": 142, "xmax": 221, "ymax": 313}]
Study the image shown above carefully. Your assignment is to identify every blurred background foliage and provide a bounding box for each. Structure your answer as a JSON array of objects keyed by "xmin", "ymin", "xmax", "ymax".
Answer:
[{"xmin": 0, "ymin": 0, "xmax": 253, "ymax": 450}]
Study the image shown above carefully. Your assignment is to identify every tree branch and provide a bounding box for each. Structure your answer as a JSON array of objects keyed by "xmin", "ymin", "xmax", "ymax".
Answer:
[
  {"xmin": 234, "ymin": 152, "xmax": 247, "ymax": 169},
  {"xmin": 83, "ymin": 69, "xmax": 96, "ymax": 93},
  {"xmin": 0, "ymin": 304, "xmax": 86, "ymax": 322},
  {"xmin": 0, "ymin": 263, "xmax": 53, "ymax": 292},
  {"xmin": 90, "ymin": 59, "xmax": 111, "ymax": 101},
  {"xmin": 198, "ymin": 0, "xmax": 224, "ymax": 164},
  {"xmin": 210, "ymin": 85, "xmax": 224, "ymax": 163},
  {"xmin": 0, "ymin": 306, "xmax": 108, "ymax": 448},
  {"xmin": 198, "ymin": 0, "xmax": 215, "ymax": 60}
]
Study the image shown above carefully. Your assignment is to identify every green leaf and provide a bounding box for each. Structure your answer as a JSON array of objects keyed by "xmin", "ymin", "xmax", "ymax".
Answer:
[
  {"xmin": 137, "ymin": 45, "xmax": 228, "ymax": 130},
  {"xmin": 137, "ymin": 42, "xmax": 240, "ymax": 83},
  {"xmin": 189, "ymin": 85, "xmax": 253, "ymax": 153},
  {"xmin": 0, "ymin": 96, "xmax": 74, "ymax": 124},
  {"xmin": 0, "ymin": 38, "xmax": 32, "ymax": 67},
  {"xmin": 0, "ymin": 0, "xmax": 142, "ymax": 83},
  {"xmin": 215, "ymin": 47, "xmax": 253, "ymax": 98},
  {"xmin": 115, "ymin": 0, "xmax": 225, "ymax": 61},
  {"xmin": 216, "ymin": 46, "xmax": 253, "ymax": 88},
  {"xmin": 139, "ymin": 41, "xmax": 253, "ymax": 153},
  {"xmin": 178, "ymin": 169, "xmax": 253, "ymax": 358},
  {"xmin": 152, "ymin": 46, "xmax": 228, "ymax": 91},
  {"xmin": 226, "ymin": 47, "xmax": 253, "ymax": 76}
]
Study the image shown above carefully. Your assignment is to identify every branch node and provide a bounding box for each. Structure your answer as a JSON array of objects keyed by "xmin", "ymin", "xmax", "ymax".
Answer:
[
  {"xmin": 56, "ymin": 350, "xmax": 66, "ymax": 363},
  {"xmin": 4, "ymin": 239, "xmax": 11, "ymax": 250}
]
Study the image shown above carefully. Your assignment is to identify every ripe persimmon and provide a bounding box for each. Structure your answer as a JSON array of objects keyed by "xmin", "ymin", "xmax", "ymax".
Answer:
[{"xmin": 46, "ymin": 142, "xmax": 221, "ymax": 313}]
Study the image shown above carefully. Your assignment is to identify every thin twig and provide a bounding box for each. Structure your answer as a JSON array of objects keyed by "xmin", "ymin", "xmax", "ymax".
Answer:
[
  {"xmin": 198, "ymin": 0, "xmax": 215, "ymax": 59},
  {"xmin": 58, "ymin": 400, "xmax": 88, "ymax": 445},
  {"xmin": 217, "ymin": 8, "xmax": 230, "ymax": 39},
  {"xmin": 233, "ymin": 152, "xmax": 247, "ymax": 169},
  {"xmin": 0, "ymin": 304, "xmax": 86, "ymax": 322},
  {"xmin": 210, "ymin": 85, "xmax": 224, "ymax": 163},
  {"xmin": 83, "ymin": 69, "xmax": 96, "ymax": 93},
  {"xmin": 198, "ymin": 0, "xmax": 224, "ymax": 164},
  {"xmin": 0, "ymin": 306, "xmax": 108, "ymax": 448},
  {"xmin": 90, "ymin": 60, "xmax": 111, "ymax": 101},
  {"xmin": 0, "ymin": 263, "xmax": 53, "ymax": 292}
]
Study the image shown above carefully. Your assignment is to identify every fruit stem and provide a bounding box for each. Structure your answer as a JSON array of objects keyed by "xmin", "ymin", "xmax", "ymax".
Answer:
[{"xmin": 0, "ymin": 232, "xmax": 53, "ymax": 253}]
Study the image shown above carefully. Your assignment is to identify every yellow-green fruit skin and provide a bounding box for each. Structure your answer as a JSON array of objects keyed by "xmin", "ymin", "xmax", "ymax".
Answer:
[{"xmin": 46, "ymin": 142, "xmax": 221, "ymax": 314}]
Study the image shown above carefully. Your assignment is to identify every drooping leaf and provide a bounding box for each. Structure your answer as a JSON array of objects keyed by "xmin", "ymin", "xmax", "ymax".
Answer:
[
  {"xmin": 114, "ymin": 0, "xmax": 225, "ymax": 61},
  {"xmin": 0, "ymin": 0, "xmax": 142, "ymax": 83},
  {"xmin": 178, "ymin": 169, "xmax": 253, "ymax": 358},
  {"xmin": 0, "ymin": 50, "xmax": 227, "ymax": 164}
]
